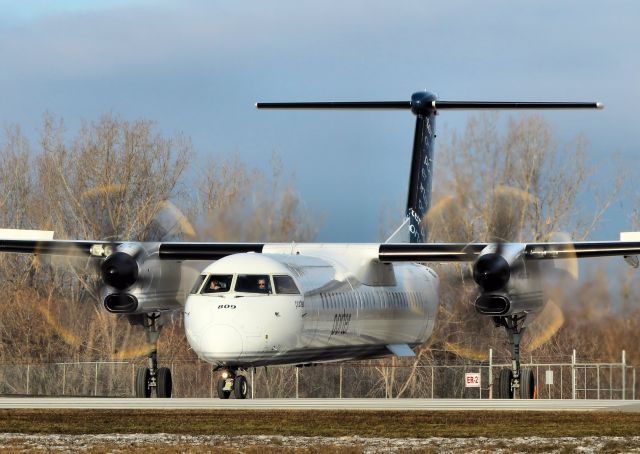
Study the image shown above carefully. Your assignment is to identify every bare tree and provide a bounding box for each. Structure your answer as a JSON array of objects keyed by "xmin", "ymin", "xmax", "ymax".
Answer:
[
  {"xmin": 366, "ymin": 113, "xmax": 624, "ymax": 398},
  {"xmin": 0, "ymin": 113, "xmax": 319, "ymax": 388},
  {"xmin": 196, "ymin": 152, "xmax": 317, "ymax": 242},
  {"xmin": 429, "ymin": 113, "xmax": 622, "ymax": 361},
  {"xmin": 36, "ymin": 113, "xmax": 192, "ymax": 242}
]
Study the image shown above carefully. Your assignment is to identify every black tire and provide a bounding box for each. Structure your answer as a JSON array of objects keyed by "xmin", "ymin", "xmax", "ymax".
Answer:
[
  {"xmin": 157, "ymin": 367, "xmax": 173, "ymax": 398},
  {"xmin": 135, "ymin": 367, "xmax": 151, "ymax": 398},
  {"xmin": 520, "ymin": 367, "xmax": 535, "ymax": 399},
  {"xmin": 233, "ymin": 375, "xmax": 248, "ymax": 399},
  {"xmin": 217, "ymin": 378, "xmax": 231, "ymax": 399},
  {"xmin": 498, "ymin": 368, "xmax": 514, "ymax": 399}
]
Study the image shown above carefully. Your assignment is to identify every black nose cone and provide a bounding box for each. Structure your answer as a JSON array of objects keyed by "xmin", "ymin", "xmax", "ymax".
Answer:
[
  {"xmin": 101, "ymin": 251, "xmax": 138, "ymax": 290},
  {"xmin": 473, "ymin": 253, "xmax": 510, "ymax": 292}
]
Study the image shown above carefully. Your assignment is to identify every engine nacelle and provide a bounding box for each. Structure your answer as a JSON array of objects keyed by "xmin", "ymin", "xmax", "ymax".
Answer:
[
  {"xmin": 100, "ymin": 242, "xmax": 198, "ymax": 314},
  {"xmin": 472, "ymin": 244, "xmax": 544, "ymax": 317}
]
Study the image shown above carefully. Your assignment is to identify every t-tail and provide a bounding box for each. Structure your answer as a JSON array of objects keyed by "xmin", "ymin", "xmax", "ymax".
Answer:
[{"xmin": 256, "ymin": 93, "xmax": 602, "ymax": 243}]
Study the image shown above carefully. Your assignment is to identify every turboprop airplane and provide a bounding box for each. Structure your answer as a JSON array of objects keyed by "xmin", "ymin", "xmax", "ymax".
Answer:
[{"xmin": 1, "ymin": 91, "xmax": 640, "ymax": 400}]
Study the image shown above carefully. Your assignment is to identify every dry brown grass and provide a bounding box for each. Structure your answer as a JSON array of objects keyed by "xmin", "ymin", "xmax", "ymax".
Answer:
[{"xmin": 0, "ymin": 409, "xmax": 639, "ymax": 438}]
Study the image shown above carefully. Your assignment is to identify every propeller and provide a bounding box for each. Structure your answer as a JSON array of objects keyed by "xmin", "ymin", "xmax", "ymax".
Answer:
[
  {"xmin": 42, "ymin": 184, "xmax": 197, "ymax": 360},
  {"xmin": 426, "ymin": 186, "xmax": 579, "ymax": 359}
]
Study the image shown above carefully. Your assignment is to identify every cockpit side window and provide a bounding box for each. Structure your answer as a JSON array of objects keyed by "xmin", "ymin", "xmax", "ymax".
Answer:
[
  {"xmin": 273, "ymin": 275, "xmax": 300, "ymax": 295},
  {"xmin": 190, "ymin": 275, "xmax": 207, "ymax": 294},
  {"xmin": 202, "ymin": 275, "xmax": 233, "ymax": 293},
  {"xmin": 235, "ymin": 274, "xmax": 271, "ymax": 294}
]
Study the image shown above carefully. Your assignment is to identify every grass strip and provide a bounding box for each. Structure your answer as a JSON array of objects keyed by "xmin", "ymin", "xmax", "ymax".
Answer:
[{"xmin": 0, "ymin": 410, "xmax": 639, "ymax": 438}]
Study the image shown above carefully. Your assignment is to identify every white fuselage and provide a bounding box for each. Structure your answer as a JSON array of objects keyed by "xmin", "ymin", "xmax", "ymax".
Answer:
[{"xmin": 184, "ymin": 244, "xmax": 439, "ymax": 367}]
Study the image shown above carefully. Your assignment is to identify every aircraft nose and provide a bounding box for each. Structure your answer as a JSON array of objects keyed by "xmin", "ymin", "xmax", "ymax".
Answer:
[{"xmin": 193, "ymin": 324, "xmax": 243, "ymax": 361}]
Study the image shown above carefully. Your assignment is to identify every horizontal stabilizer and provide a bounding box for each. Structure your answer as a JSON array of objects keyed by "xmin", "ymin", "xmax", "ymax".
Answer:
[
  {"xmin": 433, "ymin": 101, "xmax": 603, "ymax": 110},
  {"xmin": 386, "ymin": 343, "xmax": 416, "ymax": 357},
  {"xmin": 256, "ymin": 100, "xmax": 603, "ymax": 112},
  {"xmin": 255, "ymin": 101, "xmax": 411, "ymax": 110}
]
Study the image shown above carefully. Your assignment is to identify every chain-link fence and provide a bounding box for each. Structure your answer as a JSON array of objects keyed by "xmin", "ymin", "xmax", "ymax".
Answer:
[{"xmin": 0, "ymin": 349, "xmax": 635, "ymax": 399}]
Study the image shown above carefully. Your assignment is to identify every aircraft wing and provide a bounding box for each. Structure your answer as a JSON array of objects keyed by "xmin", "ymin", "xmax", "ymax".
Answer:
[
  {"xmin": 3, "ymin": 237, "xmax": 640, "ymax": 262},
  {"xmin": 378, "ymin": 241, "xmax": 640, "ymax": 262},
  {"xmin": 0, "ymin": 239, "xmax": 265, "ymax": 260},
  {"xmin": 0, "ymin": 238, "xmax": 262, "ymax": 260}
]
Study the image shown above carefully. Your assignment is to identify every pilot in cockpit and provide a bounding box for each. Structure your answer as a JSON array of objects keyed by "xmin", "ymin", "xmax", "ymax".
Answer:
[{"xmin": 209, "ymin": 279, "xmax": 221, "ymax": 291}]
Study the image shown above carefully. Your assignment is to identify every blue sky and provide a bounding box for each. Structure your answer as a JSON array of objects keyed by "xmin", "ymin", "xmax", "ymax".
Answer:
[{"xmin": 0, "ymin": 1, "xmax": 638, "ymax": 242}]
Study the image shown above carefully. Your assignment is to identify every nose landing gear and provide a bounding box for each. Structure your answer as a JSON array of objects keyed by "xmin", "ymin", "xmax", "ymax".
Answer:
[{"xmin": 216, "ymin": 369, "xmax": 249, "ymax": 399}]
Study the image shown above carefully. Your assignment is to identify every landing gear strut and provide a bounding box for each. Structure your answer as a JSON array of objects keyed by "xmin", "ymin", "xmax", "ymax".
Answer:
[
  {"xmin": 132, "ymin": 313, "xmax": 172, "ymax": 398},
  {"xmin": 494, "ymin": 315, "xmax": 535, "ymax": 399},
  {"xmin": 216, "ymin": 369, "xmax": 248, "ymax": 399}
]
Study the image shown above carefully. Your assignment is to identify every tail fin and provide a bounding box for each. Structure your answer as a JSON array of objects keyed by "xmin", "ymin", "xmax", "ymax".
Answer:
[
  {"xmin": 405, "ymin": 92, "xmax": 437, "ymax": 243},
  {"xmin": 256, "ymin": 94, "xmax": 602, "ymax": 244}
]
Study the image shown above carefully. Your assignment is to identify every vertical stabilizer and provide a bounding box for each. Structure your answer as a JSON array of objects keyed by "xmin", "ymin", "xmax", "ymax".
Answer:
[{"xmin": 405, "ymin": 92, "xmax": 437, "ymax": 243}]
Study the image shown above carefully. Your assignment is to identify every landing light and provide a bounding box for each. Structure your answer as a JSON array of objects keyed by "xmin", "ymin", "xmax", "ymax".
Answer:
[{"xmin": 222, "ymin": 371, "xmax": 229, "ymax": 379}]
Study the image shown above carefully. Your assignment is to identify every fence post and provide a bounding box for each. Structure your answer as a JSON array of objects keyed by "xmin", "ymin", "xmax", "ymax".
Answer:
[
  {"xmin": 210, "ymin": 367, "xmax": 213, "ymax": 399},
  {"xmin": 431, "ymin": 366, "xmax": 434, "ymax": 399},
  {"xmin": 26, "ymin": 364, "xmax": 30, "ymax": 395},
  {"xmin": 62, "ymin": 364, "xmax": 66, "ymax": 396},
  {"xmin": 622, "ymin": 350, "xmax": 626, "ymax": 400},
  {"xmin": 571, "ymin": 349, "xmax": 576, "ymax": 400},
  {"xmin": 633, "ymin": 368, "xmax": 636, "ymax": 400},
  {"xmin": 94, "ymin": 362, "xmax": 99, "ymax": 396},
  {"xmin": 251, "ymin": 368, "xmax": 254, "ymax": 399},
  {"xmin": 488, "ymin": 348, "xmax": 493, "ymax": 400},
  {"xmin": 171, "ymin": 362, "xmax": 175, "ymax": 397},
  {"xmin": 596, "ymin": 364, "xmax": 600, "ymax": 400},
  {"xmin": 295, "ymin": 367, "xmax": 299, "ymax": 399},
  {"xmin": 610, "ymin": 366, "xmax": 613, "ymax": 399},
  {"xmin": 339, "ymin": 364, "xmax": 343, "ymax": 399}
]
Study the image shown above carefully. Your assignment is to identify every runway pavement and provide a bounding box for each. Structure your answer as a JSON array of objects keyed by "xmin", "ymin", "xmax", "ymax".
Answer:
[{"xmin": 0, "ymin": 397, "xmax": 639, "ymax": 411}]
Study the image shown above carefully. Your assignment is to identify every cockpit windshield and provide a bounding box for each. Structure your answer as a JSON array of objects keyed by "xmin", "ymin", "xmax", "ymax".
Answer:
[
  {"xmin": 273, "ymin": 275, "xmax": 300, "ymax": 294},
  {"xmin": 190, "ymin": 275, "xmax": 207, "ymax": 294},
  {"xmin": 235, "ymin": 274, "xmax": 271, "ymax": 294},
  {"xmin": 202, "ymin": 275, "xmax": 233, "ymax": 293},
  {"xmin": 195, "ymin": 273, "xmax": 300, "ymax": 296}
]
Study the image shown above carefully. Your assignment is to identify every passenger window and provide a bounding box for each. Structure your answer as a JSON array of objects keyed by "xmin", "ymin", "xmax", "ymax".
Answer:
[
  {"xmin": 274, "ymin": 275, "xmax": 300, "ymax": 295},
  {"xmin": 202, "ymin": 275, "xmax": 233, "ymax": 294},
  {"xmin": 235, "ymin": 274, "xmax": 271, "ymax": 294},
  {"xmin": 190, "ymin": 275, "xmax": 207, "ymax": 294}
]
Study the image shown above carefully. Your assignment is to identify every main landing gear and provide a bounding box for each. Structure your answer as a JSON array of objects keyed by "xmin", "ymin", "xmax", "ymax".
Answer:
[
  {"xmin": 494, "ymin": 315, "xmax": 535, "ymax": 399},
  {"xmin": 131, "ymin": 313, "xmax": 173, "ymax": 398},
  {"xmin": 216, "ymin": 369, "xmax": 249, "ymax": 399}
]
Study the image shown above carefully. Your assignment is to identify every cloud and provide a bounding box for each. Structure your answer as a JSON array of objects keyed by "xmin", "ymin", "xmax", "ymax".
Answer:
[
  {"xmin": 0, "ymin": 0, "xmax": 639, "ymax": 241},
  {"xmin": 2, "ymin": 0, "xmax": 638, "ymax": 86}
]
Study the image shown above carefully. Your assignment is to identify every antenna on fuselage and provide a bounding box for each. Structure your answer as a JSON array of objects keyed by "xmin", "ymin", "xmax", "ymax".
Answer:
[{"xmin": 256, "ymin": 94, "xmax": 603, "ymax": 243}]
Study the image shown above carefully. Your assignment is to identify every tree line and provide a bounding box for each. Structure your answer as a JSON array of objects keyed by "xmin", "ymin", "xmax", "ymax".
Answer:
[{"xmin": 0, "ymin": 112, "xmax": 637, "ymax": 397}]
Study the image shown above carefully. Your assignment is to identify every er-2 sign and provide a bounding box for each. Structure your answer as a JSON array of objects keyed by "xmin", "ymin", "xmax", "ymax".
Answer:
[{"xmin": 465, "ymin": 372, "xmax": 481, "ymax": 388}]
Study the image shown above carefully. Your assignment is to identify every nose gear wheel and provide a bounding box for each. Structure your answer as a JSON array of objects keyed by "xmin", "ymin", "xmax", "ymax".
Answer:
[{"xmin": 216, "ymin": 369, "xmax": 249, "ymax": 399}]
